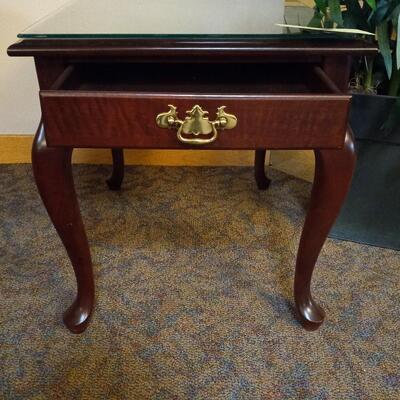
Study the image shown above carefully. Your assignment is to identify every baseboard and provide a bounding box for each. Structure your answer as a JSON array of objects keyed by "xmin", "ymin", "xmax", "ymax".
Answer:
[
  {"xmin": 0, "ymin": 135, "xmax": 256, "ymax": 166},
  {"xmin": 270, "ymin": 150, "xmax": 314, "ymax": 182},
  {"xmin": 0, "ymin": 135, "xmax": 313, "ymax": 182}
]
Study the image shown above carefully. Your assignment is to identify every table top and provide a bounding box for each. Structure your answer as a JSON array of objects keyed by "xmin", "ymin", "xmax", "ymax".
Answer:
[{"xmin": 19, "ymin": 0, "xmax": 337, "ymax": 40}]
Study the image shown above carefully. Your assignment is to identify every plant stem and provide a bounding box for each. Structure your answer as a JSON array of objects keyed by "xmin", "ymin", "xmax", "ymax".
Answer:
[{"xmin": 364, "ymin": 56, "xmax": 374, "ymax": 91}]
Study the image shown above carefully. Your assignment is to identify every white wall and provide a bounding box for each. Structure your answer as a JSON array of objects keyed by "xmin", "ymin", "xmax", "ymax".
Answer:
[
  {"xmin": 0, "ymin": 0, "xmax": 68, "ymax": 134},
  {"xmin": 0, "ymin": 0, "xmax": 286, "ymax": 135}
]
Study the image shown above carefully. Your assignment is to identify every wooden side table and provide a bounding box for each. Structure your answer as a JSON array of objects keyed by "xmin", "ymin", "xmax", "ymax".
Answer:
[{"xmin": 8, "ymin": 1, "xmax": 377, "ymax": 333}]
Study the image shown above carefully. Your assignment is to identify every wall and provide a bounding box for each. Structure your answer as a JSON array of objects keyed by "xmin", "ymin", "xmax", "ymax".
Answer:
[
  {"xmin": 1, "ymin": 0, "xmax": 284, "ymax": 135},
  {"xmin": 0, "ymin": 1, "xmax": 314, "ymax": 181},
  {"xmin": 1, "ymin": 0, "xmax": 69, "ymax": 134}
]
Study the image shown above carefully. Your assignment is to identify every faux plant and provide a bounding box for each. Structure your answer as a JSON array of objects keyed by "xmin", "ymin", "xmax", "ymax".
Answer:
[{"xmin": 309, "ymin": 0, "xmax": 400, "ymax": 96}]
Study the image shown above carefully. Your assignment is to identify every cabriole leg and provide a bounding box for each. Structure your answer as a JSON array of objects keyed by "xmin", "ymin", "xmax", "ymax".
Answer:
[
  {"xmin": 107, "ymin": 148, "xmax": 125, "ymax": 191},
  {"xmin": 295, "ymin": 131, "xmax": 356, "ymax": 330},
  {"xmin": 254, "ymin": 149, "xmax": 271, "ymax": 190},
  {"xmin": 32, "ymin": 123, "xmax": 94, "ymax": 334}
]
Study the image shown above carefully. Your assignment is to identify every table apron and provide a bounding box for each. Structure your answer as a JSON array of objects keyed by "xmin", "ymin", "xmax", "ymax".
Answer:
[{"xmin": 40, "ymin": 92, "xmax": 350, "ymax": 149}]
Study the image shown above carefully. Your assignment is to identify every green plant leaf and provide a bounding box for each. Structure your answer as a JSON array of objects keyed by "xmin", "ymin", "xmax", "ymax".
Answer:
[
  {"xmin": 364, "ymin": 0, "xmax": 377, "ymax": 11},
  {"xmin": 328, "ymin": 0, "xmax": 344, "ymax": 26},
  {"xmin": 315, "ymin": 0, "xmax": 327, "ymax": 14},
  {"xmin": 391, "ymin": 4, "xmax": 400, "ymax": 27},
  {"xmin": 377, "ymin": 21, "xmax": 392, "ymax": 78},
  {"xmin": 374, "ymin": 0, "xmax": 391, "ymax": 24},
  {"xmin": 343, "ymin": 0, "xmax": 372, "ymax": 30},
  {"xmin": 308, "ymin": 11, "xmax": 324, "ymax": 27}
]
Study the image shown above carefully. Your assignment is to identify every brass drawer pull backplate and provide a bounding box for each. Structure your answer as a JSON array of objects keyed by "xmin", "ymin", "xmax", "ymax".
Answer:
[{"xmin": 156, "ymin": 105, "xmax": 237, "ymax": 145}]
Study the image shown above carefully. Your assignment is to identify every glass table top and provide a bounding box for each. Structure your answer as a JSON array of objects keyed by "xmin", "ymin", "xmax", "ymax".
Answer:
[{"xmin": 18, "ymin": 0, "xmax": 327, "ymax": 39}]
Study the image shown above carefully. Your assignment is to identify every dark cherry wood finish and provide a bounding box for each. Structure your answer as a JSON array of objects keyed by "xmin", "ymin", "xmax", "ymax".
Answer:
[
  {"xmin": 9, "ymin": 36, "xmax": 376, "ymax": 333},
  {"xmin": 107, "ymin": 148, "xmax": 125, "ymax": 190},
  {"xmin": 254, "ymin": 149, "xmax": 271, "ymax": 190},
  {"xmin": 32, "ymin": 123, "xmax": 94, "ymax": 333},
  {"xmin": 295, "ymin": 130, "xmax": 356, "ymax": 329},
  {"xmin": 40, "ymin": 93, "xmax": 350, "ymax": 149},
  {"xmin": 8, "ymin": 38, "xmax": 377, "ymax": 58}
]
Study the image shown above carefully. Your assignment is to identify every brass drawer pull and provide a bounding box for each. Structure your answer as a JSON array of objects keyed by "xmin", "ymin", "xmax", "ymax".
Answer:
[{"xmin": 156, "ymin": 105, "xmax": 237, "ymax": 145}]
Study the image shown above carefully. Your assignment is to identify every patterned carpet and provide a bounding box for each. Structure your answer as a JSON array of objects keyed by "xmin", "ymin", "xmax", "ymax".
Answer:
[{"xmin": 0, "ymin": 165, "xmax": 399, "ymax": 400}]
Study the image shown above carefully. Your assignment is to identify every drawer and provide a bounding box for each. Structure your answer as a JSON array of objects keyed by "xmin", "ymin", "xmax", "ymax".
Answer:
[{"xmin": 40, "ymin": 63, "xmax": 351, "ymax": 149}]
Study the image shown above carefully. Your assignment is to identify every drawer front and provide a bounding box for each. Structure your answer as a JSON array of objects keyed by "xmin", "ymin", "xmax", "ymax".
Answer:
[{"xmin": 40, "ymin": 91, "xmax": 350, "ymax": 149}]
